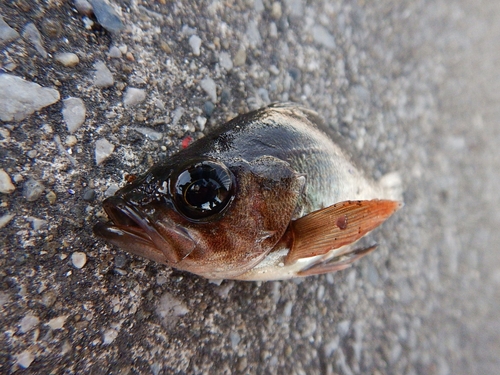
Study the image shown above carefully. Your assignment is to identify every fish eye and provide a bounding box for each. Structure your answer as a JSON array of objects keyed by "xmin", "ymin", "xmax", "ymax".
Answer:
[{"xmin": 171, "ymin": 160, "xmax": 235, "ymax": 221}]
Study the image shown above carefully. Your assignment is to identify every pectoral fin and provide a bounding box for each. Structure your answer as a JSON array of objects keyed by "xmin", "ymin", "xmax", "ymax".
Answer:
[{"xmin": 284, "ymin": 200, "xmax": 401, "ymax": 265}]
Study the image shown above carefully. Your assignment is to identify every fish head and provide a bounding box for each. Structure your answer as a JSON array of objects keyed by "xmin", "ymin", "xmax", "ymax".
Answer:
[{"xmin": 94, "ymin": 155, "xmax": 305, "ymax": 279}]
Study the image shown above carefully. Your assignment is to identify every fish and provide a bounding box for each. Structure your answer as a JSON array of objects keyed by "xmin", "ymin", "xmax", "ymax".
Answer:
[{"xmin": 93, "ymin": 103, "xmax": 402, "ymax": 281}]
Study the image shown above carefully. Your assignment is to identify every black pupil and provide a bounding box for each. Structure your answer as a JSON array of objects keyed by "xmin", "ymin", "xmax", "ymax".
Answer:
[{"xmin": 173, "ymin": 162, "xmax": 233, "ymax": 220}]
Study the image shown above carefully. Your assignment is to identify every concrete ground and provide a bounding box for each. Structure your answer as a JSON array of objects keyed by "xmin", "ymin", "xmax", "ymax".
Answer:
[{"xmin": 1, "ymin": 0, "xmax": 499, "ymax": 374}]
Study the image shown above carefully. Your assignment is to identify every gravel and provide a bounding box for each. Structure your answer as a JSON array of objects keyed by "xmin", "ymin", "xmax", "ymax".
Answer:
[
  {"xmin": 62, "ymin": 97, "xmax": 86, "ymax": 133},
  {"xmin": 1, "ymin": 1, "xmax": 500, "ymax": 374}
]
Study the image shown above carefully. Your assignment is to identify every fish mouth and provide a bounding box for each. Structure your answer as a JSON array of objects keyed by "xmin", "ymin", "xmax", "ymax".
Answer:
[{"xmin": 93, "ymin": 196, "xmax": 194, "ymax": 264}]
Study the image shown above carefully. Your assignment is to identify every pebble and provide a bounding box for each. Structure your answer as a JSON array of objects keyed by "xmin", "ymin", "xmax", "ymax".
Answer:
[
  {"xmin": 16, "ymin": 350, "xmax": 35, "ymax": 369},
  {"xmin": 134, "ymin": 127, "xmax": 163, "ymax": 141},
  {"xmin": 46, "ymin": 315, "xmax": 68, "ymax": 329},
  {"xmin": 108, "ymin": 45, "xmax": 122, "ymax": 58},
  {"xmin": 219, "ymin": 51, "xmax": 233, "ymax": 71},
  {"xmin": 89, "ymin": 0, "xmax": 124, "ymax": 33},
  {"xmin": 95, "ymin": 138, "xmax": 115, "ymax": 165},
  {"xmin": 0, "ymin": 16, "xmax": 20, "ymax": 44},
  {"xmin": 104, "ymin": 184, "xmax": 119, "ymax": 197},
  {"xmin": 55, "ymin": 52, "xmax": 80, "ymax": 67},
  {"xmin": 246, "ymin": 20, "xmax": 262, "ymax": 46},
  {"xmin": 189, "ymin": 35, "xmax": 202, "ymax": 56},
  {"xmin": 0, "ymin": 74, "xmax": 60, "ymax": 122},
  {"xmin": 65, "ymin": 135, "xmax": 78, "ymax": 147},
  {"xmin": 82, "ymin": 188, "xmax": 96, "ymax": 202},
  {"xmin": 41, "ymin": 19, "xmax": 63, "ymax": 38},
  {"xmin": 203, "ymin": 101, "xmax": 215, "ymax": 117},
  {"xmin": 19, "ymin": 314, "xmax": 39, "ymax": 333},
  {"xmin": 28, "ymin": 217, "xmax": 47, "ymax": 230},
  {"xmin": 200, "ymin": 77, "xmax": 217, "ymax": 103},
  {"xmin": 93, "ymin": 61, "xmax": 114, "ymax": 88},
  {"xmin": 312, "ymin": 25, "xmax": 336, "ymax": 50},
  {"xmin": 71, "ymin": 252, "xmax": 87, "ymax": 269},
  {"xmin": 22, "ymin": 23, "xmax": 47, "ymax": 58},
  {"xmin": 171, "ymin": 107, "xmax": 184, "ymax": 126},
  {"xmin": 220, "ymin": 88, "xmax": 231, "ymax": 104},
  {"xmin": 0, "ymin": 213, "xmax": 15, "ymax": 228},
  {"xmin": 271, "ymin": 2, "xmax": 282, "ymax": 19},
  {"xmin": 46, "ymin": 191, "xmax": 57, "ymax": 204},
  {"xmin": 23, "ymin": 178, "xmax": 45, "ymax": 202},
  {"xmin": 0, "ymin": 169, "xmax": 15, "ymax": 194},
  {"xmin": 74, "ymin": 0, "xmax": 93, "ymax": 16},
  {"xmin": 103, "ymin": 329, "xmax": 119, "ymax": 345},
  {"xmin": 62, "ymin": 97, "xmax": 86, "ymax": 133},
  {"xmin": 123, "ymin": 87, "xmax": 146, "ymax": 108},
  {"xmin": 114, "ymin": 254, "xmax": 127, "ymax": 268},
  {"xmin": 196, "ymin": 116, "xmax": 207, "ymax": 131},
  {"xmin": 233, "ymin": 47, "xmax": 246, "ymax": 66}
]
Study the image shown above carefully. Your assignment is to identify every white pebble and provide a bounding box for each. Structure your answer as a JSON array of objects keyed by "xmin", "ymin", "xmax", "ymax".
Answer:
[
  {"xmin": 0, "ymin": 74, "xmax": 60, "ymax": 122},
  {"xmin": 0, "ymin": 15, "xmax": 20, "ymax": 44},
  {"xmin": 62, "ymin": 97, "xmax": 86, "ymax": 133},
  {"xmin": 54, "ymin": 52, "xmax": 80, "ymax": 67},
  {"xmin": 123, "ymin": 87, "xmax": 146, "ymax": 108},
  {"xmin": 71, "ymin": 252, "xmax": 87, "ymax": 269},
  {"xmin": 103, "ymin": 329, "xmax": 119, "ymax": 345},
  {"xmin": 46, "ymin": 315, "xmax": 68, "ymax": 330},
  {"xmin": 0, "ymin": 213, "xmax": 14, "ymax": 228},
  {"xmin": 0, "ymin": 169, "xmax": 15, "ymax": 193},
  {"xmin": 93, "ymin": 61, "xmax": 114, "ymax": 88},
  {"xmin": 219, "ymin": 51, "xmax": 233, "ymax": 71},
  {"xmin": 189, "ymin": 34, "xmax": 202, "ymax": 56},
  {"xmin": 196, "ymin": 116, "xmax": 207, "ymax": 131},
  {"xmin": 23, "ymin": 179, "xmax": 44, "ymax": 202},
  {"xmin": 19, "ymin": 314, "xmax": 39, "ymax": 333},
  {"xmin": 65, "ymin": 135, "xmax": 78, "ymax": 146},
  {"xmin": 134, "ymin": 127, "xmax": 163, "ymax": 141},
  {"xmin": 108, "ymin": 45, "xmax": 122, "ymax": 58},
  {"xmin": 95, "ymin": 138, "xmax": 115, "ymax": 165},
  {"xmin": 200, "ymin": 77, "xmax": 217, "ymax": 103},
  {"xmin": 312, "ymin": 25, "xmax": 336, "ymax": 50},
  {"xmin": 16, "ymin": 350, "xmax": 35, "ymax": 369}
]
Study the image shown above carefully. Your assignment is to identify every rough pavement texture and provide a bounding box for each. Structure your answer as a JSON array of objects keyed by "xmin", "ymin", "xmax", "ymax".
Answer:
[{"xmin": 1, "ymin": 0, "xmax": 499, "ymax": 374}]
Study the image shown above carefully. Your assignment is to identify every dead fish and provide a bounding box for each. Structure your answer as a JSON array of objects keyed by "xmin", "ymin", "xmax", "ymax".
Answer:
[{"xmin": 94, "ymin": 103, "xmax": 402, "ymax": 280}]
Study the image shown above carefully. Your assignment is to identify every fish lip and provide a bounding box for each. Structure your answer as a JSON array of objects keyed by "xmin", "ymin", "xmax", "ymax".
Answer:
[
  {"xmin": 95, "ymin": 196, "xmax": 167, "ymax": 251},
  {"xmin": 94, "ymin": 196, "xmax": 197, "ymax": 264}
]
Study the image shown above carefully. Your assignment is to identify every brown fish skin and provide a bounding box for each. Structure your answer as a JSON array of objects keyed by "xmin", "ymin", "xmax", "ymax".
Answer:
[{"xmin": 94, "ymin": 103, "xmax": 402, "ymax": 280}]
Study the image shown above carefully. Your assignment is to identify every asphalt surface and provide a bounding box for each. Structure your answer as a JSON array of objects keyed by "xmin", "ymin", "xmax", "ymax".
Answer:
[{"xmin": 1, "ymin": 0, "xmax": 499, "ymax": 374}]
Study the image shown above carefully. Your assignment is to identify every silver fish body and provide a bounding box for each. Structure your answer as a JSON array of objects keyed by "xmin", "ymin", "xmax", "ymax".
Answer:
[{"xmin": 94, "ymin": 103, "xmax": 402, "ymax": 280}]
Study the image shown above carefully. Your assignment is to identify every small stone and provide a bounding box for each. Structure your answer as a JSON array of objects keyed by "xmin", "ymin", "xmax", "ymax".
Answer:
[
  {"xmin": 189, "ymin": 34, "xmax": 202, "ymax": 56},
  {"xmin": 0, "ymin": 74, "xmax": 60, "ymax": 122},
  {"xmin": 104, "ymin": 184, "xmax": 119, "ymax": 196},
  {"xmin": 160, "ymin": 40, "xmax": 171, "ymax": 53},
  {"xmin": 27, "ymin": 150, "xmax": 37, "ymax": 158},
  {"xmin": 16, "ymin": 350, "xmax": 35, "ymax": 369},
  {"xmin": 171, "ymin": 107, "xmax": 185, "ymax": 126},
  {"xmin": 271, "ymin": 2, "xmax": 282, "ymax": 19},
  {"xmin": 108, "ymin": 45, "xmax": 121, "ymax": 58},
  {"xmin": 0, "ymin": 16, "xmax": 20, "ymax": 44},
  {"xmin": 62, "ymin": 97, "xmax": 86, "ymax": 133},
  {"xmin": 219, "ymin": 51, "xmax": 233, "ymax": 71},
  {"xmin": 312, "ymin": 25, "xmax": 336, "ymax": 50},
  {"xmin": 246, "ymin": 20, "xmax": 262, "ymax": 46},
  {"xmin": 71, "ymin": 252, "xmax": 87, "ymax": 269},
  {"xmin": 82, "ymin": 188, "xmax": 96, "ymax": 202},
  {"xmin": 93, "ymin": 61, "xmax": 114, "ymax": 88},
  {"xmin": 0, "ymin": 213, "xmax": 14, "ymax": 228},
  {"xmin": 46, "ymin": 315, "xmax": 68, "ymax": 330},
  {"xmin": 203, "ymin": 101, "xmax": 215, "ymax": 117},
  {"xmin": 95, "ymin": 138, "xmax": 115, "ymax": 165},
  {"xmin": 41, "ymin": 19, "xmax": 62, "ymax": 38},
  {"xmin": 114, "ymin": 254, "xmax": 127, "ymax": 268},
  {"xmin": 65, "ymin": 135, "xmax": 78, "ymax": 147},
  {"xmin": 103, "ymin": 329, "xmax": 119, "ymax": 345},
  {"xmin": 200, "ymin": 77, "xmax": 217, "ymax": 103},
  {"xmin": 220, "ymin": 88, "xmax": 231, "ymax": 104},
  {"xmin": 233, "ymin": 47, "xmax": 246, "ymax": 66},
  {"xmin": 0, "ymin": 169, "xmax": 15, "ymax": 194},
  {"xmin": 22, "ymin": 23, "xmax": 47, "ymax": 58},
  {"xmin": 89, "ymin": 0, "xmax": 124, "ymax": 33},
  {"xmin": 196, "ymin": 116, "xmax": 207, "ymax": 131},
  {"xmin": 23, "ymin": 178, "xmax": 44, "ymax": 202},
  {"xmin": 125, "ymin": 51, "xmax": 134, "ymax": 61},
  {"xmin": 19, "ymin": 314, "xmax": 39, "ymax": 333},
  {"xmin": 74, "ymin": 0, "xmax": 93, "ymax": 16},
  {"xmin": 134, "ymin": 127, "xmax": 163, "ymax": 141},
  {"xmin": 55, "ymin": 52, "xmax": 80, "ymax": 67},
  {"xmin": 28, "ymin": 217, "xmax": 47, "ymax": 231},
  {"xmin": 123, "ymin": 87, "xmax": 146, "ymax": 108},
  {"xmin": 46, "ymin": 191, "xmax": 57, "ymax": 204}
]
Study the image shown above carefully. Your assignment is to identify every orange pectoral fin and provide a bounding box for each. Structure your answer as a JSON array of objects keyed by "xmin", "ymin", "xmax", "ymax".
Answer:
[{"xmin": 284, "ymin": 200, "xmax": 402, "ymax": 265}]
